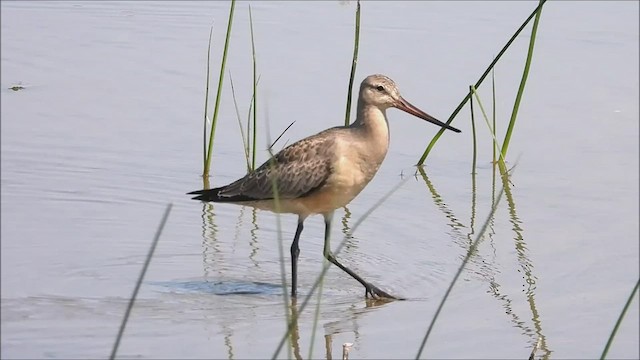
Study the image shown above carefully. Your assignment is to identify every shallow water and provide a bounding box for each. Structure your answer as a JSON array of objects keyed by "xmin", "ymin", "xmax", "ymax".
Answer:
[{"xmin": 1, "ymin": 1, "xmax": 638, "ymax": 359}]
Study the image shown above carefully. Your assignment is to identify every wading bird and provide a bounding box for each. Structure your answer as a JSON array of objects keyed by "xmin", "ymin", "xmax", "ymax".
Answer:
[{"xmin": 189, "ymin": 74, "xmax": 460, "ymax": 299}]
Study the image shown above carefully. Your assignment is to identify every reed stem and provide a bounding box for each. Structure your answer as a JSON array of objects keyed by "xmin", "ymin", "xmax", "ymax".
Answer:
[
  {"xmin": 203, "ymin": 0, "xmax": 236, "ymax": 178},
  {"xmin": 416, "ymin": 0, "xmax": 547, "ymax": 165},
  {"xmin": 470, "ymin": 85, "xmax": 477, "ymax": 174},
  {"xmin": 229, "ymin": 72, "xmax": 252, "ymax": 172},
  {"xmin": 202, "ymin": 26, "xmax": 213, "ymax": 172},
  {"xmin": 110, "ymin": 204, "xmax": 173, "ymax": 360},
  {"xmin": 492, "ymin": 69, "xmax": 497, "ymax": 164},
  {"xmin": 249, "ymin": 4, "xmax": 258, "ymax": 171},
  {"xmin": 344, "ymin": 0, "xmax": 361, "ymax": 126},
  {"xmin": 600, "ymin": 279, "xmax": 640, "ymax": 359},
  {"xmin": 501, "ymin": 0, "xmax": 545, "ymax": 160}
]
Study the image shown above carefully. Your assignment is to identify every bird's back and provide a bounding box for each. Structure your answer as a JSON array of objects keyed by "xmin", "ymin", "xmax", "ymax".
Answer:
[{"xmin": 189, "ymin": 127, "xmax": 345, "ymax": 203}]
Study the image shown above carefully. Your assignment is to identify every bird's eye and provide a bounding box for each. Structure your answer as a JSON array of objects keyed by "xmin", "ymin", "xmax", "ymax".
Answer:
[{"xmin": 376, "ymin": 85, "xmax": 385, "ymax": 92}]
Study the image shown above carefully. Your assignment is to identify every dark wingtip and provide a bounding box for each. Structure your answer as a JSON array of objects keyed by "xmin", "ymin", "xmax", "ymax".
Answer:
[
  {"xmin": 187, "ymin": 185, "xmax": 263, "ymax": 203},
  {"xmin": 187, "ymin": 189, "xmax": 214, "ymax": 201}
]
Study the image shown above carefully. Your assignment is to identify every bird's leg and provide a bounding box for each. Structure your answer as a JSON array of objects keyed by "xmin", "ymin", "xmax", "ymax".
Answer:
[
  {"xmin": 322, "ymin": 214, "xmax": 398, "ymax": 300},
  {"xmin": 290, "ymin": 220, "xmax": 304, "ymax": 298}
]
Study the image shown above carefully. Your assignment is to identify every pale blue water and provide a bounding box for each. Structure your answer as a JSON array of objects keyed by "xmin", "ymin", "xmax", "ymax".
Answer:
[{"xmin": 1, "ymin": 1, "xmax": 638, "ymax": 359}]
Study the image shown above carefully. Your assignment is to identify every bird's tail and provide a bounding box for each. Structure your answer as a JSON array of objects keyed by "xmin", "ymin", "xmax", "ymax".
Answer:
[{"xmin": 187, "ymin": 187, "xmax": 225, "ymax": 202}]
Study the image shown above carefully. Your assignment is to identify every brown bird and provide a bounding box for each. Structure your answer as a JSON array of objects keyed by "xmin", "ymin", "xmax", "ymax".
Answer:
[{"xmin": 189, "ymin": 74, "xmax": 460, "ymax": 299}]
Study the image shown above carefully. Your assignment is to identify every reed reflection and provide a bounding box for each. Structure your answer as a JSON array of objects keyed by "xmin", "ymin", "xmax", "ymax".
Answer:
[
  {"xmin": 340, "ymin": 206, "xmax": 358, "ymax": 260},
  {"xmin": 499, "ymin": 168, "xmax": 550, "ymax": 358},
  {"xmin": 249, "ymin": 207, "xmax": 260, "ymax": 268},
  {"xmin": 223, "ymin": 323, "xmax": 235, "ymax": 360},
  {"xmin": 417, "ymin": 167, "xmax": 486, "ymax": 269},
  {"xmin": 418, "ymin": 165, "xmax": 550, "ymax": 357},
  {"xmin": 200, "ymin": 202, "xmax": 222, "ymax": 278}
]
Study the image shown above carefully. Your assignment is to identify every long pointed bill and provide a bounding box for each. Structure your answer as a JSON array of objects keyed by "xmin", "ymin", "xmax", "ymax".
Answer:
[{"xmin": 395, "ymin": 97, "xmax": 461, "ymax": 133}]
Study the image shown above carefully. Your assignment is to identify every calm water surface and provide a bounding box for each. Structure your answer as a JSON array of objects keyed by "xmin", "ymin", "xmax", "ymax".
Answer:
[{"xmin": 1, "ymin": 1, "xmax": 638, "ymax": 359}]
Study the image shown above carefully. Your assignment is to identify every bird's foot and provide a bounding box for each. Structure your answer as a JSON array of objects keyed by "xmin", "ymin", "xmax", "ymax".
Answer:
[{"xmin": 364, "ymin": 283, "xmax": 403, "ymax": 301}]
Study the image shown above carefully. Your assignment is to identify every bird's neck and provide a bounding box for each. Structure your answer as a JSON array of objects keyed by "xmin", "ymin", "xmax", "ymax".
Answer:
[
  {"xmin": 347, "ymin": 102, "xmax": 391, "ymax": 168},
  {"xmin": 351, "ymin": 102, "xmax": 390, "ymax": 144}
]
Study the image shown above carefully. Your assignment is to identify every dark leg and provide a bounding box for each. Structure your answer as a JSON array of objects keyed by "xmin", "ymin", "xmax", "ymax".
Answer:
[
  {"xmin": 290, "ymin": 220, "xmax": 304, "ymax": 298},
  {"xmin": 322, "ymin": 214, "xmax": 399, "ymax": 300}
]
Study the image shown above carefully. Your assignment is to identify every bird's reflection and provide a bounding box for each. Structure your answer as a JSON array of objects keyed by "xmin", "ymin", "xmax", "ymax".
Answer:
[
  {"xmin": 322, "ymin": 298, "xmax": 388, "ymax": 359},
  {"xmin": 197, "ymin": 192, "xmax": 394, "ymax": 359},
  {"xmin": 279, "ymin": 295, "xmax": 391, "ymax": 360},
  {"xmin": 288, "ymin": 298, "xmax": 303, "ymax": 360}
]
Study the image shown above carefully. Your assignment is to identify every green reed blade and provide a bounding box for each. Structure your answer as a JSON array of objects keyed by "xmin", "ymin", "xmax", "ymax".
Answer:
[
  {"xmin": 203, "ymin": 26, "xmax": 213, "ymax": 171},
  {"xmin": 416, "ymin": 0, "xmax": 547, "ymax": 165},
  {"xmin": 247, "ymin": 76, "xmax": 261, "ymax": 172},
  {"xmin": 600, "ymin": 279, "xmax": 640, "ymax": 359},
  {"xmin": 110, "ymin": 203, "xmax": 172, "ymax": 360},
  {"xmin": 203, "ymin": 0, "xmax": 236, "ymax": 178},
  {"xmin": 500, "ymin": 0, "xmax": 545, "ymax": 160},
  {"xmin": 263, "ymin": 104, "xmax": 293, "ymax": 359},
  {"xmin": 344, "ymin": 0, "xmax": 361, "ymax": 126},
  {"xmin": 249, "ymin": 4, "xmax": 258, "ymax": 171},
  {"xmin": 470, "ymin": 85, "xmax": 506, "ymax": 164},
  {"xmin": 492, "ymin": 69, "xmax": 497, "ymax": 165},
  {"xmin": 247, "ymin": 94, "xmax": 253, "ymax": 170},
  {"xmin": 228, "ymin": 72, "xmax": 252, "ymax": 172},
  {"xmin": 470, "ymin": 85, "xmax": 477, "ymax": 174}
]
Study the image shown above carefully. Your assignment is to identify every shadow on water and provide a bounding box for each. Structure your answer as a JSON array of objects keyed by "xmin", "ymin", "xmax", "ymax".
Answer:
[
  {"xmin": 150, "ymin": 279, "xmax": 283, "ymax": 296},
  {"xmin": 150, "ymin": 277, "xmax": 282, "ymax": 360},
  {"xmin": 417, "ymin": 165, "xmax": 551, "ymax": 358}
]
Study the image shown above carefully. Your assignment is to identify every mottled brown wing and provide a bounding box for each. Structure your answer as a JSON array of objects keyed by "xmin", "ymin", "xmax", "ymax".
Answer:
[{"xmin": 217, "ymin": 129, "xmax": 336, "ymax": 201}]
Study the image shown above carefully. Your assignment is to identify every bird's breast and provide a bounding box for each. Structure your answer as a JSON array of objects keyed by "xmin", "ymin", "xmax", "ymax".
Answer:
[
  {"xmin": 324, "ymin": 145, "xmax": 386, "ymax": 202},
  {"xmin": 331, "ymin": 155, "xmax": 369, "ymax": 190},
  {"xmin": 285, "ymin": 129, "xmax": 389, "ymax": 216}
]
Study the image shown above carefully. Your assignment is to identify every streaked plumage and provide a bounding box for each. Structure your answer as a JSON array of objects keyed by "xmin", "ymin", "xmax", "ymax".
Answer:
[{"xmin": 192, "ymin": 131, "xmax": 335, "ymax": 205}]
